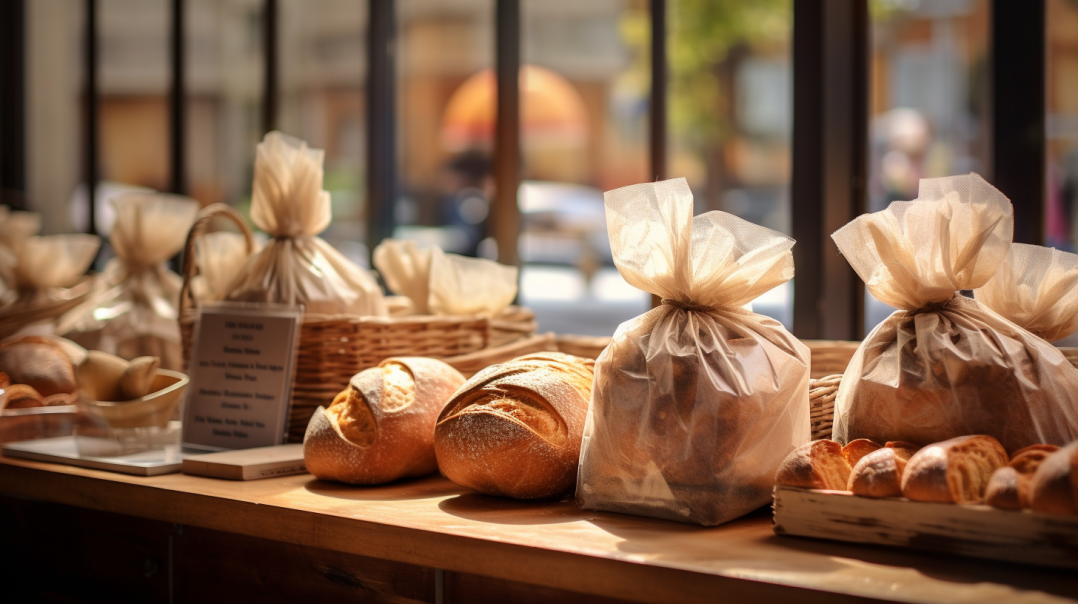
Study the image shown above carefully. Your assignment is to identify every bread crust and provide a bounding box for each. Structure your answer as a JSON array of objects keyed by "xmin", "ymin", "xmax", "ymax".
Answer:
[
  {"xmin": 901, "ymin": 435, "xmax": 1008, "ymax": 504},
  {"xmin": 303, "ymin": 357, "xmax": 465, "ymax": 484},
  {"xmin": 985, "ymin": 444, "xmax": 1059, "ymax": 510},
  {"xmin": 434, "ymin": 352, "xmax": 594, "ymax": 499},
  {"xmin": 842, "ymin": 439, "xmax": 882, "ymax": 468},
  {"xmin": 1028, "ymin": 441, "xmax": 1078, "ymax": 515},
  {"xmin": 848, "ymin": 442, "xmax": 920, "ymax": 498},
  {"xmin": 775, "ymin": 440, "xmax": 851, "ymax": 491},
  {"xmin": 0, "ymin": 336, "xmax": 77, "ymax": 398}
]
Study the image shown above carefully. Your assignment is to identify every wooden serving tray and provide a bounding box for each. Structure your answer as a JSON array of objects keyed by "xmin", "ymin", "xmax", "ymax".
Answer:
[{"xmin": 772, "ymin": 485, "xmax": 1078, "ymax": 570}]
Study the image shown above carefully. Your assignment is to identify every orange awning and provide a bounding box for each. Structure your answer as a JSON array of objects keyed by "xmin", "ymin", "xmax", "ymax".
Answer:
[{"xmin": 441, "ymin": 64, "xmax": 589, "ymax": 151}]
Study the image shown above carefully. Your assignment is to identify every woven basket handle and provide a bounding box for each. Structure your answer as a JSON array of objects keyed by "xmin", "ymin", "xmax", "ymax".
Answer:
[{"xmin": 178, "ymin": 203, "xmax": 256, "ymax": 319}]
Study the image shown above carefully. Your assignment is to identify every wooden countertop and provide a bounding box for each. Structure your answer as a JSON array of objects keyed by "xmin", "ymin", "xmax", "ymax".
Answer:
[{"xmin": 1, "ymin": 456, "xmax": 1075, "ymax": 604}]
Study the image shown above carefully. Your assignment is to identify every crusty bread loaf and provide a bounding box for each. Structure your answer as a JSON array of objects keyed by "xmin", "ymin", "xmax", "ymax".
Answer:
[
  {"xmin": 0, "ymin": 336, "xmax": 77, "ymax": 398},
  {"xmin": 901, "ymin": 435, "xmax": 1008, "ymax": 504},
  {"xmin": 1028, "ymin": 441, "xmax": 1078, "ymax": 515},
  {"xmin": 985, "ymin": 444, "xmax": 1059, "ymax": 510},
  {"xmin": 434, "ymin": 352, "xmax": 594, "ymax": 499},
  {"xmin": 775, "ymin": 440, "xmax": 852, "ymax": 491},
  {"xmin": 848, "ymin": 441, "xmax": 920, "ymax": 498},
  {"xmin": 842, "ymin": 439, "xmax": 882, "ymax": 468},
  {"xmin": 304, "ymin": 357, "xmax": 465, "ymax": 484}
]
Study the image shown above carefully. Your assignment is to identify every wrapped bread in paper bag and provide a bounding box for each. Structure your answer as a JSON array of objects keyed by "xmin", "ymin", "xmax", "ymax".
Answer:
[
  {"xmin": 225, "ymin": 132, "xmax": 386, "ymax": 316},
  {"xmin": 975, "ymin": 243, "xmax": 1078, "ymax": 343},
  {"xmin": 0, "ymin": 234, "xmax": 99, "ymax": 310},
  {"xmin": 832, "ymin": 173, "xmax": 1078, "ymax": 453},
  {"xmin": 0, "ymin": 208, "xmax": 43, "ymax": 298},
  {"xmin": 576, "ymin": 178, "xmax": 811, "ymax": 526},
  {"xmin": 58, "ymin": 193, "xmax": 199, "ymax": 369},
  {"xmin": 373, "ymin": 238, "xmax": 517, "ymax": 317},
  {"xmin": 190, "ymin": 231, "xmax": 260, "ymax": 302}
]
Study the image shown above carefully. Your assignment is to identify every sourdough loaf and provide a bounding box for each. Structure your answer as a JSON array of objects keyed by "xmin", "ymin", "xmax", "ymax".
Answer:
[
  {"xmin": 434, "ymin": 352, "xmax": 593, "ymax": 499},
  {"xmin": 304, "ymin": 357, "xmax": 464, "ymax": 484},
  {"xmin": 900, "ymin": 435, "xmax": 1007, "ymax": 504},
  {"xmin": 985, "ymin": 444, "xmax": 1059, "ymax": 510},
  {"xmin": 848, "ymin": 441, "xmax": 920, "ymax": 498},
  {"xmin": 1028, "ymin": 440, "xmax": 1078, "ymax": 515},
  {"xmin": 775, "ymin": 440, "xmax": 853, "ymax": 491}
]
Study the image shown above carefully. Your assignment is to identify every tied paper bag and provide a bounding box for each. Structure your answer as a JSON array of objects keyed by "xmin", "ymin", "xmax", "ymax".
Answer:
[
  {"xmin": 0, "ymin": 234, "xmax": 100, "ymax": 310},
  {"xmin": 975, "ymin": 243, "xmax": 1078, "ymax": 343},
  {"xmin": 372, "ymin": 238, "xmax": 517, "ymax": 317},
  {"xmin": 225, "ymin": 132, "xmax": 386, "ymax": 316},
  {"xmin": 576, "ymin": 178, "xmax": 810, "ymax": 526},
  {"xmin": 832, "ymin": 173, "xmax": 1078, "ymax": 453},
  {"xmin": 58, "ymin": 193, "xmax": 199, "ymax": 370},
  {"xmin": 190, "ymin": 231, "xmax": 261, "ymax": 303},
  {"xmin": 0, "ymin": 208, "xmax": 42, "ymax": 298}
]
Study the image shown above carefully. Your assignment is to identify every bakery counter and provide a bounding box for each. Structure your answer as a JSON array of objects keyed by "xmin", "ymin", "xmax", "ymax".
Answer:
[{"xmin": 1, "ymin": 456, "xmax": 1075, "ymax": 604}]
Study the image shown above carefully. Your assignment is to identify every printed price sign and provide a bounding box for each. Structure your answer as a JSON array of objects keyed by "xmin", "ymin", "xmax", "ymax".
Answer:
[{"xmin": 182, "ymin": 303, "xmax": 302, "ymax": 451}]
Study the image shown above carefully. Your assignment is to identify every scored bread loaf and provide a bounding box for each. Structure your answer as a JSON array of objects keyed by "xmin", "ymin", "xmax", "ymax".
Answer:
[
  {"xmin": 900, "ymin": 435, "xmax": 1008, "ymax": 504},
  {"xmin": 1028, "ymin": 440, "xmax": 1078, "ymax": 515},
  {"xmin": 985, "ymin": 444, "xmax": 1060, "ymax": 510},
  {"xmin": 775, "ymin": 440, "xmax": 855, "ymax": 491},
  {"xmin": 848, "ymin": 441, "xmax": 921, "ymax": 498},
  {"xmin": 304, "ymin": 357, "xmax": 465, "ymax": 484},
  {"xmin": 434, "ymin": 352, "xmax": 594, "ymax": 499}
]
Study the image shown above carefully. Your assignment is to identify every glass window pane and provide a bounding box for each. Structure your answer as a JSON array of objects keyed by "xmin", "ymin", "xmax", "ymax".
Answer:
[
  {"xmin": 667, "ymin": 0, "xmax": 793, "ymax": 329},
  {"xmin": 866, "ymin": 0, "xmax": 990, "ymax": 332},
  {"xmin": 395, "ymin": 0, "xmax": 494, "ymax": 259},
  {"xmin": 186, "ymin": 0, "xmax": 265, "ymax": 212},
  {"xmin": 519, "ymin": 0, "xmax": 651, "ymax": 336},
  {"xmin": 279, "ymin": 0, "xmax": 367, "ymax": 264},
  {"xmin": 98, "ymin": 0, "xmax": 170, "ymax": 236},
  {"xmin": 25, "ymin": 0, "xmax": 86, "ymax": 234}
]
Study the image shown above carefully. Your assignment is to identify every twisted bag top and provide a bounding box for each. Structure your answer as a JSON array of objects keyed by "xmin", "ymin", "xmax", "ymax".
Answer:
[
  {"xmin": 605, "ymin": 177, "xmax": 794, "ymax": 307},
  {"xmin": 225, "ymin": 132, "xmax": 386, "ymax": 316},
  {"xmin": 110, "ymin": 193, "xmax": 199, "ymax": 275},
  {"xmin": 975, "ymin": 243, "xmax": 1078, "ymax": 343},
  {"xmin": 832, "ymin": 172, "xmax": 1012, "ymax": 310},
  {"xmin": 373, "ymin": 238, "xmax": 518, "ymax": 317}
]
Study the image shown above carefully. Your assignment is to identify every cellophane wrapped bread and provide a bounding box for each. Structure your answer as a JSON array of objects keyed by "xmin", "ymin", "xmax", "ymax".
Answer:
[
  {"xmin": 373, "ymin": 238, "xmax": 518, "ymax": 317},
  {"xmin": 975, "ymin": 243, "xmax": 1078, "ymax": 343},
  {"xmin": 189, "ymin": 230, "xmax": 261, "ymax": 303},
  {"xmin": 224, "ymin": 132, "xmax": 386, "ymax": 316},
  {"xmin": 0, "ymin": 234, "xmax": 99, "ymax": 317},
  {"xmin": 576, "ymin": 178, "xmax": 811, "ymax": 526},
  {"xmin": 58, "ymin": 193, "xmax": 198, "ymax": 370},
  {"xmin": 832, "ymin": 173, "xmax": 1078, "ymax": 453}
]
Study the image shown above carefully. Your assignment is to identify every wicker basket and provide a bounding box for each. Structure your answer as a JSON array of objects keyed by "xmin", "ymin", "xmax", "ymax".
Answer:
[
  {"xmin": 178, "ymin": 204, "xmax": 536, "ymax": 442},
  {"xmin": 805, "ymin": 341, "xmax": 1078, "ymax": 441}
]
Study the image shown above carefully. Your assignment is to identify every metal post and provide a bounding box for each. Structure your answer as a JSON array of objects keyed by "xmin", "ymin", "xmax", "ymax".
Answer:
[
  {"xmin": 0, "ymin": 0, "xmax": 26, "ymax": 209},
  {"xmin": 649, "ymin": 0, "xmax": 666, "ymax": 183},
  {"xmin": 493, "ymin": 0, "xmax": 521, "ymax": 267},
  {"xmin": 367, "ymin": 0, "xmax": 397, "ymax": 250},
  {"xmin": 991, "ymin": 0, "xmax": 1045, "ymax": 245},
  {"xmin": 170, "ymin": 0, "xmax": 186, "ymax": 195},
  {"xmin": 85, "ymin": 0, "xmax": 99, "ymax": 235},
  {"xmin": 791, "ymin": 0, "xmax": 868, "ymax": 340},
  {"xmin": 262, "ymin": 0, "xmax": 278, "ymax": 134}
]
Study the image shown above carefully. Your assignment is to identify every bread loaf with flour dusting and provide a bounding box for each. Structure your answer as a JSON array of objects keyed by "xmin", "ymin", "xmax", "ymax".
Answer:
[
  {"xmin": 304, "ymin": 357, "xmax": 464, "ymax": 484},
  {"xmin": 434, "ymin": 352, "xmax": 594, "ymax": 499}
]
